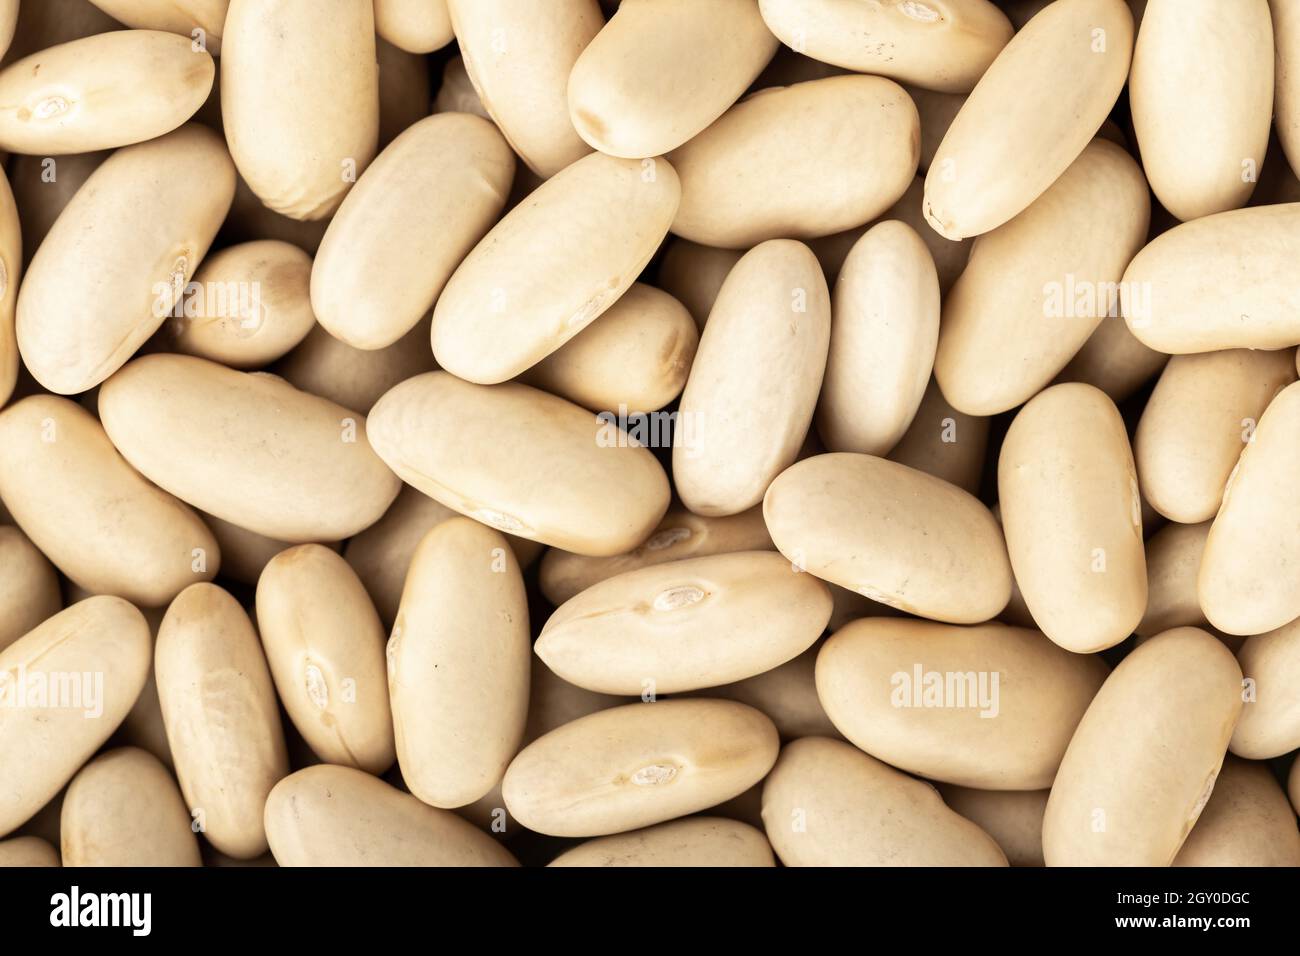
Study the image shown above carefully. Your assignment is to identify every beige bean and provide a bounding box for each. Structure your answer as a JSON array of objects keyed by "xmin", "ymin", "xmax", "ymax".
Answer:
[
  {"xmin": 887, "ymin": 376, "xmax": 988, "ymax": 495},
  {"xmin": 222, "ymin": 173, "xmax": 329, "ymax": 254},
  {"xmin": 0, "ymin": 596, "xmax": 151, "ymax": 837},
  {"xmin": 1199, "ymin": 381, "xmax": 1300, "ymax": 635},
  {"xmin": 759, "ymin": 0, "xmax": 1011, "ymax": 93},
  {"xmin": 1231, "ymin": 617, "xmax": 1300, "ymax": 760},
  {"xmin": 764, "ymin": 452, "xmax": 1011, "ymax": 623},
  {"xmin": 904, "ymin": 85, "xmax": 968, "ymax": 171},
  {"xmin": 156, "ymin": 583, "xmax": 288, "ymax": 859},
  {"xmin": 9, "ymin": 150, "xmax": 107, "ymax": 267},
  {"xmin": 1135, "ymin": 349, "xmax": 1296, "ymax": 523},
  {"xmin": 367, "ymin": 372, "xmax": 669, "ymax": 556},
  {"xmin": 375, "ymin": 0, "xmax": 453, "ymax": 53},
  {"xmin": 221, "ymin": 0, "xmax": 377, "ymax": 220},
  {"xmin": 450, "ymin": 0, "xmax": 600, "ymax": 177},
  {"xmin": 1136, "ymin": 521, "xmax": 1211, "ymax": 638},
  {"xmin": 668, "ymin": 76, "xmax": 919, "ymax": 249},
  {"xmin": 817, "ymin": 618, "xmax": 1108, "ymax": 789},
  {"xmin": 998, "ymin": 383, "xmax": 1146, "ymax": 653},
  {"xmin": 935, "ymin": 139, "xmax": 1149, "ymax": 416},
  {"xmin": 0, "ymin": 395, "xmax": 218, "ymax": 607},
  {"xmin": 200, "ymin": 513, "xmax": 323, "ymax": 587},
  {"xmin": 16, "ymin": 124, "xmax": 234, "ymax": 395},
  {"xmin": 1043, "ymin": 627, "xmax": 1242, "ymax": 866},
  {"xmin": 569, "ymin": 0, "xmax": 775, "ymax": 158},
  {"xmin": 265, "ymin": 764, "xmax": 518, "ymax": 866},
  {"xmin": 0, "ymin": 835, "xmax": 59, "ymax": 867},
  {"xmin": 376, "ymin": 37, "xmax": 429, "ymax": 150},
  {"xmin": 1056, "ymin": 315, "xmax": 1168, "ymax": 404},
  {"xmin": 389, "ymin": 518, "xmax": 530, "ymax": 808},
  {"xmin": 86, "ymin": 1, "xmax": 228, "ymax": 53},
  {"xmin": 817, "ymin": 220, "xmax": 939, "ymax": 455},
  {"xmin": 675, "ymin": 240, "xmax": 830, "ymax": 516},
  {"xmin": 312, "ymin": 113, "xmax": 515, "ymax": 350},
  {"xmin": 549, "ymin": 817, "xmax": 775, "ymax": 867},
  {"xmin": 924, "ymin": 0, "xmax": 1134, "ymax": 240},
  {"xmin": 0, "ymin": 173, "xmax": 19, "ymax": 405},
  {"xmin": 256, "ymin": 546, "xmax": 395, "ymax": 775},
  {"xmin": 98, "ymin": 353, "xmax": 400, "ymax": 542},
  {"xmin": 692, "ymin": 645, "xmax": 840, "ymax": 741},
  {"xmin": 1173, "ymin": 756, "xmax": 1300, "ymax": 867},
  {"xmin": 60, "ymin": 747, "xmax": 200, "ymax": 866},
  {"xmin": 0, "ymin": 526, "xmax": 61, "ymax": 652},
  {"xmin": 937, "ymin": 786, "xmax": 1048, "ymax": 867},
  {"xmin": 502, "ymin": 699, "xmax": 778, "ymax": 836},
  {"xmin": 1275, "ymin": 0, "xmax": 1300, "ymax": 181},
  {"xmin": 655, "ymin": 240, "xmax": 742, "ymax": 331},
  {"xmin": 537, "ymin": 551, "xmax": 831, "ymax": 695},
  {"xmin": 432, "ymin": 56, "xmax": 490, "ymax": 120},
  {"xmin": 761, "ymin": 736, "xmax": 1008, "ymax": 866}
]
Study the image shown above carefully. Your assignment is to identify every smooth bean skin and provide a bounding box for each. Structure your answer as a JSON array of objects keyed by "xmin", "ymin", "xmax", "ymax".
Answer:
[
  {"xmin": 817, "ymin": 618, "xmax": 1108, "ymax": 790},
  {"xmin": 99, "ymin": 354, "xmax": 401, "ymax": 543},
  {"xmin": 155, "ymin": 584, "xmax": 289, "ymax": 859},
  {"xmin": 1042, "ymin": 627, "xmax": 1243, "ymax": 867},
  {"xmin": 693, "ymin": 645, "xmax": 840, "ymax": 742},
  {"xmin": 761, "ymin": 736, "xmax": 1009, "ymax": 867},
  {"xmin": 256, "ymin": 546, "xmax": 395, "ymax": 775},
  {"xmin": 0, "ymin": 395, "xmax": 219, "ymax": 607},
  {"xmin": 887, "ymin": 376, "xmax": 988, "ymax": 494},
  {"xmin": 502, "ymin": 699, "xmax": 779, "ymax": 837},
  {"xmin": 389, "ymin": 518, "xmax": 530, "ymax": 808},
  {"xmin": 549, "ymin": 817, "xmax": 775, "ymax": 867},
  {"xmin": 0, "ymin": 526, "xmax": 61, "ymax": 653},
  {"xmin": 758, "ymin": 0, "xmax": 1012, "ymax": 93},
  {"xmin": 1171, "ymin": 755, "xmax": 1300, "ymax": 867},
  {"xmin": 1276, "ymin": 0, "xmax": 1300, "ymax": 179},
  {"xmin": 367, "ymin": 372, "xmax": 670, "ymax": 556},
  {"xmin": 1129, "ymin": 0, "xmax": 1273, "ymax": 221},
  {"xmin": 998, "ymin": 383, "xmax": 1146, "ymax": 653},
  {"xmin": 265, "ymin": 765, "xmax": 519, "ymax": 867},
  {"xmin": 1199, "ymin": 381, "xmax": 1300, "ymax": 635},
  {"xmin": 60, "ymin": 747, "xmax": 201, "ymax": 867},
  {"xmin": 1057, "ymin": 314, "xmax": 1168, "ymax": 404},
  {"xmin": 432, "ymin": 151, "xmax": 680, "ymax": 384},
  {"xmin": 1135, "ymin": 349, "xmax": 1296, "ymax": 523},
  {"xmin": 1136, "ymin": 521, "xmax": 1211, "ymax": 638},
  {"xmin": 375, "ymin": 0, "xmax": 454, "ymax": 53},
  {"xmin": 937, "ymin": 786, "xmax": 1049, "ymax": 867},
  {"xmin": 15, "ymin": 124, "xmax": 234, "ymax": 395},
  {"xmin": 568, "ymin": 0, "xmax": 776, "ymax": 159},
  {"xmin": 311, "ymin": 113, "xmax": 515, "ymax": 350},
  {"xmin": 1230, "ymin": 617, "xmax": 1300, "ymax": 760},
  {"xmin": 669, "ymin": 76, "xmax": 919, "ymax": 249},
  {"xmin": 0, "ymin": 836, "xmax": 59, "ymax": 867},
  {"xmin": 655, "ymin": 240, "xmax": 743, "ymax": 331},
  {"xmin": 764, "ymin": 452, "xmax": 1011, "ymax": 624},
  {"xmin": 675, "ymin": 240, "xmax": 830, "ymax": 516},
  {"xmin": 433, "ymin": 56, "xmax": 491, "ymax": 120},
  {"xmin": 0, "ymin": 30, "xmax": 213, "ymax": 154},
  {"xmin": 86, "ymin": 2, "xmax": 230, "ymax": 54},
  {"xmin": 923, "ymin": 0, "xmax": 1134, "ymax": 240},
  {"xmin": 935, "ymin": 139, "xmax": 1149, "ymax": 416},
  {"xmin": 818, "ymin": 220, "xmax": 939, "ymax": 455},
  {"xmin": 0, "ymin": 597, "xmax": 151, "ymax": 837},
  {"xmin": 537, "ymin": 551, "xmax": 832, "ymax": 695},
  {"xmin": 221, "ymin": 0, "xmax": 378, "ymax": 220}
]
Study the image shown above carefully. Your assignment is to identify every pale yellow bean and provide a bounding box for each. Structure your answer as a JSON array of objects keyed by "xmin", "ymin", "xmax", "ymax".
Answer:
[
  {"xmin": 375, "ymin": 0, "xmax": 453, "ymax": 53},
  {"xmin": 549, "ymin": 817, "xmax": 775, "ymax": 867},
  {"xmin": 0, "ymin": 526, "xmax": 61, "ymax": 652},
  {"xmin": 1231, "ymin": 617, "xmax": 1300, "ymax": 760}
]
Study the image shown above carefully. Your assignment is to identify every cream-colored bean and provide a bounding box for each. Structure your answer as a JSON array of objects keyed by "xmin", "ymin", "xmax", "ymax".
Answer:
[
  {"xmin": 432, "ymin": 56, "xmax": 490, "ymax": 120},
  {"xmin": 367, "ymin": 372, "xmax": 669, "ymax": 556},
  {"xmin": 904, "ymin": 85, "xmax": 968, "ymax": 171},
  {"xmin": 668, "ymin": 76, "xmax": 919, "ymax": 249},
  {"xmin": 86, "ymin": 1, "xmax": 228, "ymax": 53},
  {"xmin": 223, "ymin": 173, "xmax": 329, "ymax": 254},
  {"xmin": 502, "ymin": 699, "xmax": 778, "ymax": 836},
  {"xmin": 60, "ymin": 747, "xmax": 200, "ymax": 867},
  {"xmin": 1135, "ymin": 349, "xmax": 1296, "ymax": 523},
  {"xmin": 1043, "ymin": 627, "xmax": 1242, "ymax": 866},
  {"xmin": 1129, "ymin": 0, "xmax": 1273, "ymax": 221},
  {"xmin": 8, "ymin": 150, "xmax": 106, "ymax": 267},
  {"xmin": 759, "ymin": 0, "xmax": 1011, "ymax": 93},
  {"xmin": 520, "ymin": 283, "xmax": 697, "ymax": 414},
  {"xmin": 817, "ymin": 618, "xmax": 1108, "ymax": 789},
  {"xmin": 155, "ymin": 583, "xmax": 288, "ymax": 859},
  {"xmin": 692, "ymin": 645, "xmax": 840, "ymax": 741},
  {"xmin": 0, "ymin": 30, "xmax": 213, "ymax": 154},
  {"xmin": 538, "ymin": 551, "xmax": 831, "ymax": 694},
  {"xmin": 1056, "ymin": 315, "xmax": 1168, "ymax": 404},
  {"xmin": 221, "ymin": 0, "xmax": 377, "ymax": 220},
  {"xmin": 675, "ymin": 240, "xmax": 829, "ymax": 516},
  {"xmin": 0, "ymin": 597, "xmax": 151, "ymax": 837},
  {"xmin": 375, "ymin": 0, "xmax": 453, "ymax": 53},
  {"xmin": 312, "ymin": 113, "xmax": 515, "ymax": 350},
  {"xmin": 935, "ymin": 140, "xmax": 1149, "ymax": 415},
  {"xmin": 549, "ymin": 817, "xmax": 775, "ymax": 867},
  {"xmin": 98, "ymin": 353, "xmax": 400, "ymax": 542},
  {"xmin": 1136, "ymin": 521, "xmax": 1211, "ymax": 638},
  {"xmin": 569, "ymin": 0, "xmax": 775, "ymax": 158},
  {"xmin": 764, "ymin": 452, "xmax": 1011, "ymax": 623},
  {"xmin": 0, "ymin": 526, "xmax": 61, "ymax": 652},
  {"xmin": 450, "ymin": 0, "xmax": 600, "ymax": 177},
  {"xmin": 16, "ymin": 124, "xmax": 234, "ymax": 395},
  {"xmin": 761, "ymin": 736, "xmax": 1008, "ymax": 866},
  {"xmin": 1173, "ymin": 756, "xmax": 1300, "ymax": 867},
  {"xmin": 817, "ymin": 220, "xmax": 938, "ymax": 455},
  {"xmin": 1275, "ymin": 0, "xmax": 1300, "ymax": 181},
  {"xmin": 389, "ymin": 518, "xmax": 530, "ymax": 808},
  {"xmin": 655, "ymin": 240, "xmax": 742, "ymax": 331},
  {"xmin": 923, "ymin": 0, "xmax": 1134, "ymax": 240},
  {"xmin": 1199, "ymin": 381, "xmax": 1300, "ymax": 635},
  {"xmin": 376, "ymin": 37, "xmax": 429, "ymax": 150},
  {"xmin": 0, "ymin": 835, "xmax": 59, "ymax": 867},
  {"xmin": 256, "ymin": 546, "xmax": 395, "ymax": 775},
  {"xmin": 167, "ymin": 240, "xmax": 316, "ymax": 368},
  {"xmin": 1230, "ymin": 617, "xmax": 1300, "ymax": 760},
  {"xmin": 998, "ymin": 383, "xmax": 1146, "ymax": 653},
  {"xmin": 887, "ymin": 376, "xmax": 988, "ymax": 494},
  {"xmin": 0, "ymin": 395, "xmax": 218, "ymax": 607},
  {"xmin": 432, "ymin": 151, "xmax": 680, "ymax": 384},
  {"xmin": 937, "ymin": 786, "xmax": 1048, "ymax": 867},
  {"xmin": 0, "ymin": 169, "xmax": 21, "ymax": 405}
]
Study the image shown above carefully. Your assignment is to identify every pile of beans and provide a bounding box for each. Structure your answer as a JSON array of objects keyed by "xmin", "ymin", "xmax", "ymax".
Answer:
[{"xmin": 0, "ymin": 0, "xmax": 1298, "ymax": 869}]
